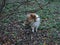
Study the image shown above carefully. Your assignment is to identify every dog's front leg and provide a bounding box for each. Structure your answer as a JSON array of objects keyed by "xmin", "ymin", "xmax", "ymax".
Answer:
[
  {"xmin": 36, "ymin": 27, "xmax": 38, "ymax": 32},
  {"xmin": 31, "ymin": 27, "xmax": 34, "ymax": 32}
]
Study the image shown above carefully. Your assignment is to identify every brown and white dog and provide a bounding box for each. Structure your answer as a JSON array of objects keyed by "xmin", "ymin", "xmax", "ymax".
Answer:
[{"xmin": 25, "ymin": 13, "xmax": 40, "ymax": 32}]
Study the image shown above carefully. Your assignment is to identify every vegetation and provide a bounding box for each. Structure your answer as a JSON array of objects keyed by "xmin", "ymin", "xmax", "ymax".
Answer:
[{"xmin": 0, "ymin": 0, "xmax": 60, "ymax": 45}]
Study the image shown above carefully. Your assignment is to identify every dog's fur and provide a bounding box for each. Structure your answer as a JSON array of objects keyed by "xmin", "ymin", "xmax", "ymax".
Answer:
[{"xmin": 25, "ymin": 13, "xmax": 40, "ymax": 32}]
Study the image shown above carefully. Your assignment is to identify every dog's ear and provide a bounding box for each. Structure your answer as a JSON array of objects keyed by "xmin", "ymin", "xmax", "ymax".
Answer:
[
  {"xmin": 30, "ymin": 14, "xmax": 36, "ymax": 19},
  {"xmin": 30, "ymin": 14, "xmax": 33, "ymax": 18},
  {"xmin": 30, "ymin": 14, "xmax": 36, "ymax": 21},
  {"xmin": 33, "ymin": 15, "xmax": 36, "ymax": 19}
]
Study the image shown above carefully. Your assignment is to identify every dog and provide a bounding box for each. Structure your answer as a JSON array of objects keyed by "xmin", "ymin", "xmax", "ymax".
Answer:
[{"xmin": 25, "ymin": 13, "xmax": 40, "ymax": 32}]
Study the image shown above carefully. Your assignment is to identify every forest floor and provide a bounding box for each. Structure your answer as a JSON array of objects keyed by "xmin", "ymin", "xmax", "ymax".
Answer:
[{"xmin": 0, "ymin": 1, "xmax": 60, "ymax": 45}]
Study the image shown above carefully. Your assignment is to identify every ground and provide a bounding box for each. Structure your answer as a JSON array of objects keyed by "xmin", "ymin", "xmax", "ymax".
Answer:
[{"xmin": 0, "ymin": 0, "xmax": 60, "ymax": 45}]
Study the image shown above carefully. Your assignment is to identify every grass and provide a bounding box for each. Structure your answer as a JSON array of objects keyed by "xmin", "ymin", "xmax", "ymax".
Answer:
[{"xmin": 0, "ymin": 0, "xmax": 60, "ymax": 45}]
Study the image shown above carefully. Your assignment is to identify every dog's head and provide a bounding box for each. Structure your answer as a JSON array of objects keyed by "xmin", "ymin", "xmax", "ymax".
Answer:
[
  {"xmin": 24, "ymin": 13, "xmax": 38, "ymax": 27},
  {"xmin": 27, "ymin": 13, "xmax": 37, "ymax": 23}
]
